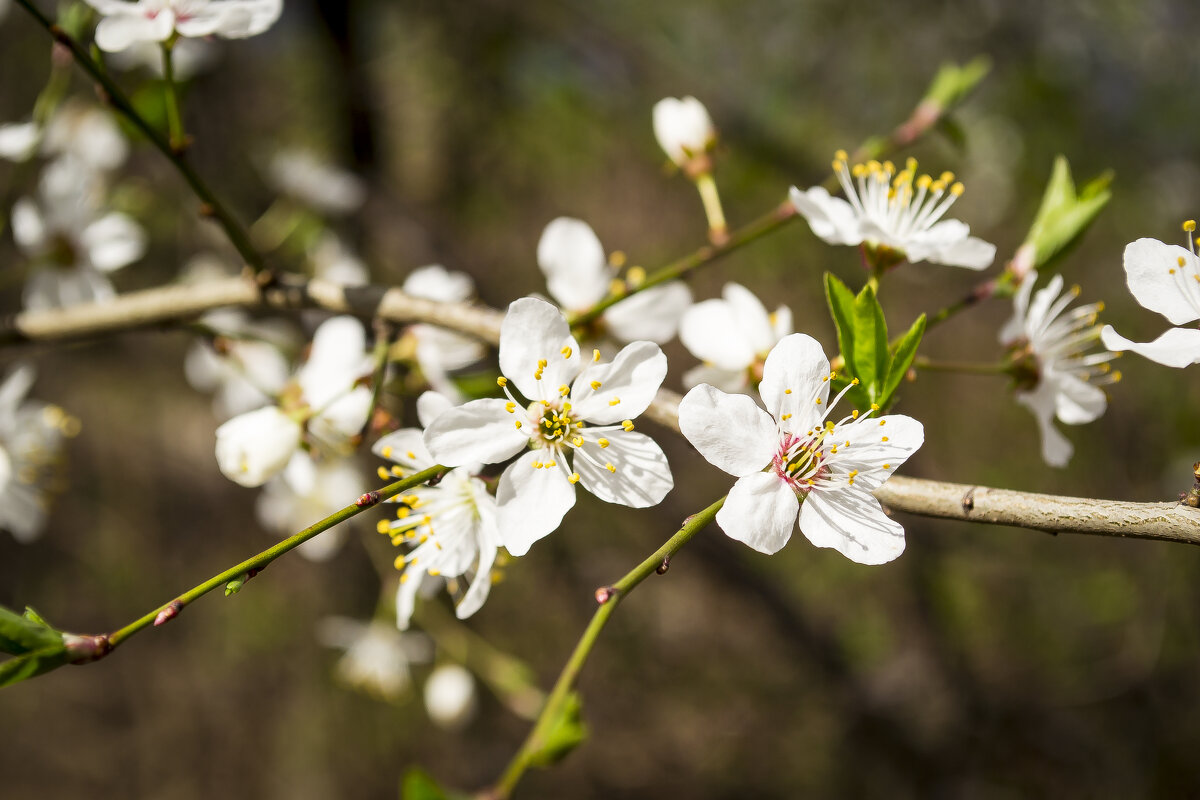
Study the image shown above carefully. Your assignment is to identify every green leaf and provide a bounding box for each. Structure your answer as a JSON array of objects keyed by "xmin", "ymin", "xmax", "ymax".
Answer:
[
  {"xmin": 1021, "ymin": 156, "xmax": 1113, "ymax": 274},
  {"xmin": 880, "ymin": 314, "xmax": 926, "ymax": 410},
  {"xmin": 851, "ymin": 285, "xmax": 890, "ymax": 403},
  {"xmin": 528, "ymin": 691, "xmax": 588, "ymax": 768},
  {"xmin": 922, "ymin": 56, "xmax": 992, "ymax": 110},
  {"xmin": 823, "ymin": 271, "xmax": 857, "ymax": 372},
  {"xmin": 0, "ymin": 646, "xmax": 70, "ymax": 689},
  {"xmin": 399, "ymin": 767, "xmax": 473, "ymax": 800},
  {"xmin": 0, "ymin": 605, "xmax": 62, "ymax": 656}
]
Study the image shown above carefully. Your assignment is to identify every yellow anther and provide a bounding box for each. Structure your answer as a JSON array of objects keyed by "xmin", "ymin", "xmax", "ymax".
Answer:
[
  {"xmin": 1096, "ymin": 300, "xmax": 1106, "ymax": 312},
  {"xmin": 1185, "ymin": 220, "xmax": 1197, "ymax": 232},
  {"xmin": 867, "ymin": 159, "xmax": 882, "ymax": 172},
  {"xmin": 784, "ymin": 388, "xmax": 792, "ymax": 394},
  {"xmin": 545, "ymin": 460, "xmax": 556, "ymax": 468},
  {"xmin": 381, "ymin": 446, "xmax": 394, "ymax": 458},
  {"xmin": 593, "ymin": 349, "xmax": 602, "ymax": 362},
  {"xmin": 622, "ymin": 420, "xmax": 634, "ymax": 431},
  {"xmin": 429, "ymin": 568, "xmax": 441, "ymax": 576},
  {"xmin": 834, "ymin": 148, "xmax": 849, "ymax": 161},
  {"xmin": 930, "ymin": 180, "xmax": 946, "ymax": 193},
  {"xmin": 781, "ymin": 413, "xmax": 792, "ymax": 421},
  {"xmin": 572, "ymin": 436, "xmax": 584, "ymax": 447},
  {"xmin": 569, "ymin": 473, "xmax": 580, "ymax": 484},
  {"xmin": 950, "ymin": 182, "xmax": 965, "ymax": 196},
  {"xmin": 851, "ymin": 410, "xmax": 859, "ymax": 419},
  {"xmin": 376, "ymin": 520, "xmax": 391, "ymax": 534},
  {"xmin": 1179, "ymin": 256, "xmax": 1187, "ymax": 267},
  {"xmin": 561, "ymin": 346, "xmax": 573, "ymax": 359},
  {"xmin": 598, "ymin": 438, "xmax": 610, "ymax": 448},
  {"xmin": 609, "ymin": 278, "xmax": 625, "ymax": 295},
  {"xmin": 916, "ymin": 174, "xmax": 932, "ymax": 189},
  {"xmin": 497, "ymin": 376, "xmax": 508, "ymax": 387},
  {"xmin": 825, "ymin": 420, "xmax": 835, "ymax": 430},
  {"xmin": 870, "ymin": 403, "xmax": 880, "ymax": 411},
  {"xmin": 906, "ymin": 157, "xmax": 917, "ymax": 171},
  {"xmin": 806, "ymin": 479, "xmax": 815, "ymax": 486},
  {"xmin": 940, "ymin": 171, "xmax": 955, "ymax": 183},
  {"xmin": 883, "ymin": 160, "xmax": 895, "ymax": 173},
  {"xmin": 537, "ymin": 358, "xmax": 548, "ymax": 369},
  {"xmin": 848, "ymin": 468, "xmax": 859, "ymax": 480},
  {"xmin": 626, "ymin": 265, "xmax": 647, "ymax": 285},
  {"xmin": 391, "ymin": 466, "xmax": 405, "ymax": 477},
  {"xmin": 590, "ymin": 380, "xmax": 602, "ymax": 390},
  {"xmin": 832, "ymin": 159, "xmax": 844, "ymax": 171},
  {"xmin": 851, "ymin": 163, "xmax": 868, "ymax": 178},
  {"xmin": 610, "ymin": 250, "xmax": 628, "ymax": 268},
  {"xmin": 1112, "ymin": 371, "xmax": 1123, "ymax": 382},
  {"xmin": 1170, "ymin": 268, "xmax": 1177, "ymax": 275},
  {"xmin": 559, "ymin": 384, "xmax": 570, "ymax": 397},
  {"xmin": 605, "ymin": 463, "xmax": 616, "ymax": 473},
  {"xmin": 882, "ymin": 436, "xmax": 889, "ymax": 442},
  {"xmin": 815, "ymin": 398, "xmax": 823, "ymax": 405},
  {"xmin": 609, "ymin": 397, "xmax": 621, "ymax": 406},
  {"xmin": 406, "ymin": 451, "xmax": 416, "ymax": 460},
  {"xmin": 851, "ymin": 378, "xmax": 860, "ymax": 386},
  {"xmin": 1070, "ymin": 284, "xmax": 1082, "ymax": 296},
  {"xmin": 376, "ymin": 466, "xmax": 390, "ymax": 480},
  {"xmin": 514, "ymin": 420, "xmax": 523, "ymax": 429},
  {"xmin": 398, "ymin": 507, "xmax": 410, "ymax": 519},
  {"xmin": 883, "ymin": 463, "xmax": 891, "ymax": 469},
  {"xmin": 533, "ymin": 461, "xmax": 543, "ymax": 469},
  {"xmin": 506, "ymin": 401, "xmax": 516, "ymax": 413},
  {"xmin": 879, "ymin": 419, "xmax": 886, "ymax": 426}
]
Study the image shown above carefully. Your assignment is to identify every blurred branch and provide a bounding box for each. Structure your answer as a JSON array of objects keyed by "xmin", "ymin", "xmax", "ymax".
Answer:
[
  {"xmin": 14, "ymin": 0, "xmax": 265, "ymax": 271},
  {"xmin": 5, "ymin": 281, "xmax": 1199, "ymax": 546},
  {"xmin": 488, "ymin": 495, "xmax": 726, "ymax": 800}
]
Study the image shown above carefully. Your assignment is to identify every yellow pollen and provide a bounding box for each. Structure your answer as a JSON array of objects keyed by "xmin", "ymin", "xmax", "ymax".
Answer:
[
  {"xmin": 950, "ymin": 182, "xmax": 964, "ymax": 196},
  {"xmin": 622, "ymin": 420, "xmax": 634, "ymax": 431},
  {"xmin": 1097, "ymin": 301, "xmax": 1106, "ymax": 311},
  {"xmin": 835, "ymin": 148, "xmax": 848, "ymax": 161},
  {"xmin": 506, "ymin": 401, "xmax": 516, "ymax": 413},
  {"xmin": 593, "ymin": 349, "xmax": 601, "ymax": 362},
  {"xmin": 883, "ymin": 463, "xmax": 891, "ymax": 469},
  {"xmin": 784, "ymin": 389, "xmax": 792, "ymax": 394},
  {"xmin": 545, "ymin": 460, "xmax": 556, "ymax": 468},
  {"xmin": 591, "ymin": 380, "xmax": 602, "ymax": 390},
  {"xmin": 1070, "ymin": 284, "xmax": 1082, "ymax": 296},
  {"xmin": 806, "ymin": 479, "xmax": 815, "ymax": 485},
  {"xmin": 537, "ymin": 358, "xmax": 548, "ymax": 369},
  {"xmin": 1179, "ymin": 256, "xmax": 1187, "ymax": 267},
  {"xmin": 822, "ymin": 375, "xmax": 829, "ymax": 383},
  {"xmin": 608, "ymin": 278, "xmax": 625, "ymax": 295},
  {"xmin": 851, "ymin": 378, "xmax": 860, "ymax": 386},
  {"xmin": 1185, "ymin": 220, "xmax": 1197, "ymax": 232},
  {"xmin": 1112, "ymin": 371, "xmax": 1123, "ymax": 382},
  {"xmin": 882, "ymin": 436, "xmax": 889, "ymax": 442},
  {"xmin": 851, "ymin": 410, "xmax": 860, "ymax": 419},
  {"xmin": 879, "ymin": 420, "xmax": 886, "ymax": 426},
  {"xmin": 497, "ymin": 376, "xmax": 507, "ymax": 387},
  {"xmin": 852, "ymin": 163, "xmax": 867, "ymax": 178},
  {"xmin": 572, "ymin": 436, "xmax": 584, "ymax": 447},
  {"xmin": 609, "ymin": 397, "xmax": 621, "ymax": 406},
  {"xmin": 916, "ymin": 174, "xmax": 932, "ymax": 189},
  {"xmin": 1170, "ymin": 268, "xmax": 1177, "ymax": 275},
  {"xmin": 381, "ymin": 446, "xmax": 393, "ymax": 458},
  {"xmin": 391, "ymin": 466, "xmax": 405, "ymax": 477},
  {"xmin": 376, "ymin": 520, "xmax": 390, "ymax": 534},
  {"xmin": 406, "ymin": 451, "xmax": 415, "ymax": 461},
  {"xmin": 561, "ymin": 346, "xmax": 573, "ymax": 359},
  {"xmin": 559, "ymin": 384, "xmax": 570, "ymax": 397},
  {"xmin": 429, "ymin": 568, "xmax": 441, "ymax": 576},
  {"xmin": 569, "ymin": 473, "xmax": 580, "ymax": 484},
  {"xmin": 931, "ymin": 180, "xmax": 946, "ymax": 193},
  {"xmin": 870, "ymin": 403, "xmax": 880, "ymax": 411},
  {"xmin": 610, "ymin": 250, "xmax": 628, "ymax": 268},
  {"xmin": 781, "ymin": 413, "xmax": 792, "ymax": 421},
  {"xmin": 533, "ymin": 461, "xmax": 543, "ymax": 469},
  {"xmin": 398, "ymin": 508, "xmax": 410, "ymax": 519},
  {"xmin": 514, "ymin": 420, "xmax": 522, "ymax": 429},
  {"xmin": 598, "ymin": 438, "xmax": 610, "ymax": 448},
  {"xmin": 376, "ymin": 466, "xmax": 390, "ymax": 480},
  {"xmin": 815, "ymin": 398, "xmax": 822, "ymax": 405},
  {"xmin": 605, "ymin": 463, "xmax": 616, "ymax": 473},
  {"xmin": 825, "ymin": 421, "xmax": 835, "ymax": 430},
  {"xmin": 626, "ymin": 265, "xmax": 646, "ymax": 285}
]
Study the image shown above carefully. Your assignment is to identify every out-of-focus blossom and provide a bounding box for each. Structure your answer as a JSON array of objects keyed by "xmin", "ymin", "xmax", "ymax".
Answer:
[
  {"xmin": 215, "ymin": 405, "xmax": 301, "ymax": 488},
  {"xmin": 375, "ymin": 392, "xmax": 500, "ymax": 629},
  {"xmin": 267, "ymin": 149, "xmax": 366, "ymax": 216},
  {"xmin": 680, "ymin": 282, "xmax": 792, "ymax": 393},
  {"xmin": 83, "ymin": 0, "xmax": 282, "ymax": 53},
  {"xmin": 13, "ymin": 158, "xmax": 146, "ymax": 310},
  {"xmin": 1101, "ymin": 226, "xmax": 1200, "ymax": 368},
  {"xmin": 107, "ymin": 37, "xmax": 217, "ymax": 78},
  {"xmin": 652, "ymin": 96, "xmax": 716, "ymax": 168},
  {"xmin": 679, "ymin": 334, "xmax": 923, "ymax": 564},
  {"xmin": 1000, "ymin": 271, "xmax": 1118, "ymax": 467},
  {"xmin": 184, "ymin": 308, "xmax": 293, "ymax": 419},
  {"xmin": 790, "ymin": 152, "xmax": 996, "ymax": 270},
  {"xmin": 537, "ymin": 217, "xmax": 692, "ymax": 345},
  {"xmin": 310, "ymin": 232, "xmax": 369, "ymax": 286},
  {"xmin": 0, "ymin": 122, "xmax": 39, "ymax": 162},
  {"xmin": 316, "ymin": 616, "xmax": 432, "ymax": 702},
  {"xmin": 402, "ymin": 265, "xmax": 487, "ymax": 401},
  {"xmin": 255, "ymin": 452, "xmax": 365, "ymax": 561},
  {"xmin": 0, "ymin": 365, "xmax": 77, "ymax": 543},
  {"xmin": 424, "ymin": 298, "xmax": 673, "ymax": 556},
  {"xmin": 423, "ymin": 663, "xmax": 477, "ymax": 730}
]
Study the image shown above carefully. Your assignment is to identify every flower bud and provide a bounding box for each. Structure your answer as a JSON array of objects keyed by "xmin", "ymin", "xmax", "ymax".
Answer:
[
  {"xmin": 423, "ymin": 663, "xmax": 477, "ymax": 730},
  {"xmin": 652, "ymin": 96, "xmax": 716, "ymax": 168},
  {"xmin": 215, "ymin": 406, "xmax": 301, "ymax": 487}
]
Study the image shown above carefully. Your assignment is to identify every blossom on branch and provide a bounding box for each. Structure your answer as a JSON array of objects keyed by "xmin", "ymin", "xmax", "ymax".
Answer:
[
  {"xmin": 1000, "ymin": 271, "xmax": 1118, "ymax": 467},
  {"xmin": 679, "ymin": 334, "xmax": 923, "ymax": 564},
  {"xmin": 680, "ymin": 282, "xmax": 792, "ymax": 393},
  {"xmin": 789, "ymin": 152, "xmax": 995, "ymax": 270},
  {"xmin": 374, "ymin": 392, "xmax": 500, "ymax": 630},
  {"xmin": 84, "ymin": 0, "xmax": 283, "ymax": 53},
  {"xmin": 401, "ymin": 265, "xmax": 488, "ymax": 401},
  {"xmin": 1100, "ymin": 224, "xmax": 1200, "ymax": 368},
  {"xmin": 316, "ymin": 616, "xmax": 432, "ymax": 702},
  {"xmin": 537, "ymin": 217, "xmax": 692, "ymax": 346},
  {"xmin": 652, "ymin": 96, "xmax": 716, "ymax": 169},
  {"xmin": 423, "ymin": 297, "xmax": 673, "ymax": 556}
]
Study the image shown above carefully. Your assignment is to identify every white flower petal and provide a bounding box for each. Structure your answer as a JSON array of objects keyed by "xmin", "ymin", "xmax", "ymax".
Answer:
[
  {"xmin": 570, "ymin": 341, "xmax": 666, "ymax": 424},
  {"xmin": 416, "ymin": 391, "xmax": 456, "ymax": 429},
  {"xmin": 759, "ymin": 333, "xmax": 830, "ymax": 432},
  {"xmin": 537, "ymin": 217, "xmax": 611, "ymax": 311},
  {"xmin": 682, "ymin": 363, "xmax": 747, "ymax": 393},
  {"xmin": 652, "ymin": 96, "xmax": 715, "ymax": 166},
  {"xmin": 799, "ymin": 489, "xmax": 905, "ymax": 565},
  {"xmin": 373, "ymin": 428, "xmax": 436, "ymax": 470},
  {"xmin": 1100, "ymin": 324, "xmax": 1200, "ymax": 368},
  {"xmin": 602, "ymin": 281, "xmax": 692, "ymax": 344},
  {"xmin": 680, "ymin": 297, "xmax": 757, "ymax": 371},
  {"xmin": 11, "ymin": 198, "xmax": 45, "ymax": 252},
  {"xmin": 496, "ymin": 450, "xmax": 577, "ymax": 556},
  {"xmin": 1015, "ymin": 381, "xmax": 1073, "ymax": 467},
  {"xmin": 402, "ymin": 264, "xmax": 474, "ymax": 304},
  {"xmin": 423, "ymin": 398, "xmax": 529, "ymax": 466},
  {"xmin": 81, "ymin": 212, "xmax": 146, "ymax": 272},
  {"xmin": 455, "ymin": 491, "xmax": 500, "ymax": 620},
  {"xmin": 498, "ymin": 297, "xmax": 581, "ymax": 401},
  {"xmin": 94, "ymin": 11, "xmax": 175, "ymax": 52},
  {"xmin": 715, "ymin": 472, "xmax": 798, "ymax": 555},
  {"xmin": 789, "ymin": 185, "xmax": 863, "ymax": 246},
  {"xmin": 927, "ymin": 233, "xmax": 996, "ymax": 270},
  {"xmin": 0, "ymin": 122, "xmax": 40, "ymax": 162},
  {"xmin": 1050, "ymin": 371, "xmax": 1106, "ymax": 425},
  {"xmin": 835, "ymin": 413, "xmax": 924, "ymax": 490},
  {"xmin": 678, "ymin": 383, "xmax": 777, "ymax": 476},
  {"xmin": 214, "ymin": 406, "xmax": 301, "ymax": 487},
  {"xmin": 574, "ymin": 430, "xmax": 672, "ymax": 508},
  {"xmin": 1122, "ymin": 238, "xmax": 1200, "ymax": 325}
]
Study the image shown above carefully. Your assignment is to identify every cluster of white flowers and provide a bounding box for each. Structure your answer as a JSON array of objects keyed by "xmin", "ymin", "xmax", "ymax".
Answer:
[{"xmin": 83, "ymin": 0, "xmax": 282, "ymax": 53}]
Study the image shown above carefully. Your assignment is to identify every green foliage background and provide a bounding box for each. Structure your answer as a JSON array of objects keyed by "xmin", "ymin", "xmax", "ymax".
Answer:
[{"xmin": 3, "ymin": 0, "xmax": 1200, "ymax": 797}]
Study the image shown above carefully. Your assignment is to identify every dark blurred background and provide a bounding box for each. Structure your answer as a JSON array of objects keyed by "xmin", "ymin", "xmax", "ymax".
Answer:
[{"xmin": 4, "ymin": 0, "xmax": 1200, "ymax": 797}]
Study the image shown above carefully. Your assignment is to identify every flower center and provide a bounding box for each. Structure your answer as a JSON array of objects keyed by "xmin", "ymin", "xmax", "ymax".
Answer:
[
  {"xmin": 831, "ymin": 149, "xmax": 966, "ymax": 244},
  {"xmin": 534, "ymin": 399, "xmax": 581, "ymax": 445}
]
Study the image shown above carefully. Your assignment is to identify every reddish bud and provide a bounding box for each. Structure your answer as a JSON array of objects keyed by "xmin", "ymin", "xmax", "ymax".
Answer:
[
  {"xmin": 594, "ymin": 586, "xmax": 616, "ymax": 605},
  {"xmin": 154, "ymin": 600, "xmax": 184, "ymax": 627},
  {"xmin": 356, "ymin": 491, "xmax": 381, "ymax": 508}
]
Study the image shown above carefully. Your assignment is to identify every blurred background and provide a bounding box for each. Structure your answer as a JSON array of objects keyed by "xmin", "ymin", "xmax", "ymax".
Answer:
[{"xmin": 4, "ymin": 0, "xmax": 1200, "ymax": 797}]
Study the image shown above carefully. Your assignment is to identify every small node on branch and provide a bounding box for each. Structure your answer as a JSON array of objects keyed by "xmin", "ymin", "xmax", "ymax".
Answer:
[
  {"xmin": 1181, "ymin": 462, "xmax": 1200, "ymax": 508},
  {"xmin": 594, "ymin": 586, "xmax": 616, "ymax": 605},
  {"xmin": 356, "ymin": 491, "xmax": 381, "ymax": 508},
  {"xmin": 197, "ymin": 202, "xmax": 216, "ymax": 218},
  {"xmin": 961, "ymin": 487, "xmax": 976, "ymax": 513},
  {"xmin": 656, "ymin": 556, "xmax": 671, "ymax": 575},
  {"xmin": 154, "ymin": 600, "xmax": 184, "ymax": 626},
  {"xmin": 170, "ymin": 135, "xmax": 194, "ymax": 157},
  {"xmin": 64, "ymin": 633, "xmax": 112, "ymax": 664}
]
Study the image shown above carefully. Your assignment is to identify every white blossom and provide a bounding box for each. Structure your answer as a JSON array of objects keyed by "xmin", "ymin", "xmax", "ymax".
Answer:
[
  {"xmin": 309, "ymin": 232, "xmax": 369, "ymax": 286},
  {"xmin": 401, "ymin": 265, "xmax": 487, "ymax": 401},
  {"xmin": 537, "ymin": 217, "xmax": 692, "ymax": 345},
  {"xmin": 84, "ymin": 0, "xmax": 282, "ymax": 53},
  {"xmin": 679, "ymin": 334, "xmax": 923, "ymax": 564},
  {"xmin": 423, "ymin": 663, "xmax": 477, "ymax": 730},
  {"xmin": 267, "ymin": 149, "xmax": 366, "ymax": 216},
  {"xmin": 184, "ymin": 308, "xmax": 292, "ymax": 419},
  {"xmin": 13, "ymin": 157, "xmax": 146, "ymax": 310},
  {"xmin": 0, "ymin": 122, "xmax": 40, "ymax": 162},
  {"xmin": 0, "ymin": 365, "xmax": 76, "ymax": 543},
  {"xmin": 214, "ymin": 405, "xmax": 301, "ymax": 488},
  {"xmin": 652, "ymin": 96, "xmax": 716, "ymax": 167},
  {"xmin": 789, "ymin": 151, "xmax": 996, "ymax": 270},
  {"xmin": 255, "ymin": 452, "xmax": 366, "ymax": 561},
  {"xmin": 1100, "ymin": 226, "xmax": 1200, "ymax": 368},
  {"xmin": 424, "ymin": 298, "xmax": 673, "ymax": 556},
  {"xmin": 1000, "ymin": 271, "xmax": 1118, "ymax": 467},
  {"xmin": 316, "ymin": 616, "xmax": 432, "ymax": 702},
  {"xmin": 375, "ymin": 392, "xmax": 500, "ymax": 629},
  {"xmin": 680, "ymin": 282, "xmax": 792, "ymax": 393},
  {"xmin": 107, "ymin": 37, "xmax": 217, "ymax": 79}
]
